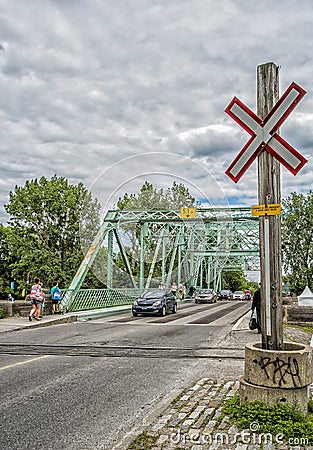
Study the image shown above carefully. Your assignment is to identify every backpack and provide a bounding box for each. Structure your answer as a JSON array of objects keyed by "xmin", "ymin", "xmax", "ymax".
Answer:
[
  {"xmin": 53, "ymin": 288, "xmax": 62, "ymax": 300},
  {"xmin": 30, "ymin": 286, "xmax": 44, "ymax": 301}
]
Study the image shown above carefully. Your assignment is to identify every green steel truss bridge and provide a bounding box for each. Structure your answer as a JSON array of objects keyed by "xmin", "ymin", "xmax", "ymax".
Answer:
[{"xmin": 62, "ymin": 207, "xmax": 259, "ymax": 312}]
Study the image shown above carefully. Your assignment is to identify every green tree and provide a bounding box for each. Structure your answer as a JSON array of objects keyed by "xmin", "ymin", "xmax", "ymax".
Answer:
[
  {"xmin": 282, "ymin": 191, "xmax": 313, "ymax": 294},
  {"xmin": 5, "ymin": 175, "xmax": 101, "ymax": 291},
  {"xmin": 246, "ymin": 280, "xmax": 259, "ymax": 294},
  {"xmin": 117, "ymin": 180, "xmax": 195, "ymax": 210},
  {"xmin": 222, "ymin": 270, "xmax": 247, "ymax": 292}
]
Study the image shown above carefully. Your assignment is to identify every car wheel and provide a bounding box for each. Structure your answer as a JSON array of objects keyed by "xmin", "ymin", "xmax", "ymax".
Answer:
[
  {"xmin": 132, "ymin": 311, "xmax": 138, "ymax": 317},
  {"xmin": 160, "ymin": 305, "xmax": 166, "ymax": 316},
  {"xmin": 195, "ymin": 299, "xmax": 198, "ymax": 304},
  {"xmin": 172, "ymin": 303, "xmax": 177, "ymax": 314}
]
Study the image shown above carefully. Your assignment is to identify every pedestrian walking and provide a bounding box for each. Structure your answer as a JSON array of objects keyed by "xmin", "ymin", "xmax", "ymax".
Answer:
[
  {"xmin": 50, "ymin": 282, "xmax": 62, "ymax": 314},
  {"xmin": 188, "ymin": 285, "xmax": 196, "ymax": 298},
  {"xmin": 251, "ymin": 286, "xmax": 261, "ymax": 333},
  {"xmin": 178, "ymin": 282, "xmax": 186, "ymax": 300},
  {"xmin": 29, "ymin": 278, "xmax": 45, "ymax": 321}
]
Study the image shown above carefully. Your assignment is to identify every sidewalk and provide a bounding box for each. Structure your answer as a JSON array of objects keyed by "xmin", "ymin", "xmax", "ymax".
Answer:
[
  {"xmin": 0, "ymin": 304, "xmax": 132, "ymax": 333},
  {"xmin": 0, "ymin": 312, "xmax": 78, "ymax": 333}
]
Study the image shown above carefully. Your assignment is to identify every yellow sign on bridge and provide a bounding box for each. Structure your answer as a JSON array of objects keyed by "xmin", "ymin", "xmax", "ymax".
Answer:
[
  {"xmin": 252, "ymin": 203, "xmax": 281, "ymax": 216},
  {"xmin": 180, "ymin": 207, "xmax": 196, "ymax": 219}
]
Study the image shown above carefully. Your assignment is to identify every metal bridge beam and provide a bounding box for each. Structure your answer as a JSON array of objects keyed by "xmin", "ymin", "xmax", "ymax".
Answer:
[{"xmin": 67, "ymin": 207, "xmax": 260, "ymax": 311}]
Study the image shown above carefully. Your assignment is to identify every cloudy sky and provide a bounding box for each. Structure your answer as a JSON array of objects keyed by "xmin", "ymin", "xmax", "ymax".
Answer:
[{"xmin": 0, "ymin": 0, "xmax": 312, "ymax": 223}]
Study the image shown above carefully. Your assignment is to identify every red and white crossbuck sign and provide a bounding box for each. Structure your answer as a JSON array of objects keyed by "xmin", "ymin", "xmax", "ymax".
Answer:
[{"xmin": 225, "ymin": 82, "xmax": 307, "ymax": 183}]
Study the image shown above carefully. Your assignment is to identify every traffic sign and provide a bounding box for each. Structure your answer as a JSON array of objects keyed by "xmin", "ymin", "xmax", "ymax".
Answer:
[
  {"xmin": 252, "ymin": 204, "xmax": 281, "ymax": 216},
  {"xmin": 180, "ymin": 207, "xmax": 196, "ymax": 218},
  {"xmin": 225, "ymin": 82, "xmax": 307, "ymax": 183}
]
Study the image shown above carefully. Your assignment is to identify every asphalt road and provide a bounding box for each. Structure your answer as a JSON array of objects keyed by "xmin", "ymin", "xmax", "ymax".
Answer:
[{"xmin": 0, "ymin": 300, "xmax": 253, "ymax": 450}]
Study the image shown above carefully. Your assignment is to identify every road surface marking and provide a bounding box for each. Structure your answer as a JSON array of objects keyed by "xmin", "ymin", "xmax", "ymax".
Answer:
[{"xmin": 0, "ymin": 355, "xmax": 49, "ymax": 371}]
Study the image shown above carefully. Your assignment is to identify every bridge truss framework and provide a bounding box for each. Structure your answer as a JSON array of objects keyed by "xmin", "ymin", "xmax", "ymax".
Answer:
[{"xmin": 68, "ymin": 207, "xmax": 260, "ymax": 300}]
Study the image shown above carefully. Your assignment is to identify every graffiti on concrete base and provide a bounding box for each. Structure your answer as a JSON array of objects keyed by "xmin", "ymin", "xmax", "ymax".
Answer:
[{"xmin": 254, "ymin": 356, "xmax": 301, "ymax": 387}]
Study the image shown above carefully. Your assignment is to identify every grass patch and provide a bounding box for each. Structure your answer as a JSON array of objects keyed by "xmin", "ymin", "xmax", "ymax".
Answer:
[
  {"xmin": 283, "ymin": 323, "xmax": 313, "ymax": 344},
  {"xmin": 284, "ymin": 323, "xmax": 313, "ymax": 334},
  {"xmin": 223, "ymin": 394, "xmax": 313, "ymax": 444},
  {"xmin": 0, "ymin": 306, "xmax": 3, "ymax": 319},
  {"xmin": 127, "ymin": 431, "xmax": 158, "ymax": 449}
]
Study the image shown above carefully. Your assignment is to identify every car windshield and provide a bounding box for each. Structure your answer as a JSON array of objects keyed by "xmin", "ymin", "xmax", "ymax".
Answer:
[
  {"xmin": 199, "ymin": 289, "xmax": 213, "ymax": 294},
  {"xmin": 234, "ymin": 291, "xmax": 243, "ymax": 294},
  {"xmin": 141, "ymin": 290, "xmax": 164, "ymax": 299},
  {"xmin": 220, "ymin": 290, "xmax": 229, "ymax": 294}
]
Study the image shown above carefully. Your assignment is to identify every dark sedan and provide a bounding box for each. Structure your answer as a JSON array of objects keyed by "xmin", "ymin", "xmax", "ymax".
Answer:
[
  {"xmin": 218, "ymin": 289, "xmax": 232, "ymax": 300},
  {"xmin": 132, "ymin": 289, "xmax": 177, "ymax": 317}
]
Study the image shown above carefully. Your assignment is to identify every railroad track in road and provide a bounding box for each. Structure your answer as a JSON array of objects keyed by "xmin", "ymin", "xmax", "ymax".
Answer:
[{"xmin": 0, "ymin": 342, "xmax": 245, "ymax": 360}]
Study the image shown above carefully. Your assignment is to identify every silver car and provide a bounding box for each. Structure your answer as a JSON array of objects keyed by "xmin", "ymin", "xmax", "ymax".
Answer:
[{"xmin": 195, "ymin": 289, "xmax": 217, "ymax": 304}]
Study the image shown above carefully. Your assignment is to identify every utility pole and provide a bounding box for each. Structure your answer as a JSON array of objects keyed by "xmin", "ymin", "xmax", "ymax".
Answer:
[
  {"xmin": 257, "ymin": 62, "xmax": 283, "ymax": 350},
  {"xmin": 227, "ymin": 64, "xmax": 311, "ymax": 409}
]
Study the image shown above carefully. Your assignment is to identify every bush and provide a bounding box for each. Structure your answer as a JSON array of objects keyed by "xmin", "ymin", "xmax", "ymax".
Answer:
[{"xmin": 223, "ymin": 395, "xmax": 313, "ymax": 444}]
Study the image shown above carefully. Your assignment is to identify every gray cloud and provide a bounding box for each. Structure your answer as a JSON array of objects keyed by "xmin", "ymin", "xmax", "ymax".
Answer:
[{"xmin": 0, "ymin": 0, "xmax": 312, "ymax": 222}]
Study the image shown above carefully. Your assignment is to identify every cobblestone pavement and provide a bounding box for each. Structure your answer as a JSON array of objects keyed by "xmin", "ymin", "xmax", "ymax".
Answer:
[{"xmin": 129, "ymin": 377, "xmax": 313, "ymax": 450}]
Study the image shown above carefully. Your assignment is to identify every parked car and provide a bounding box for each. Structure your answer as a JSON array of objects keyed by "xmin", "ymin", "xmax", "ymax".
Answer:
[
  {"xmin": 218, "ymin": 289, "xmax": 232, "ymax": 300},
  {"xmin": 195, "ymin": 289, "xmax": 217, "ymax": 304},
  {"xmin": 132, "ymin": 289, "xmax": 177, "ymax": 317},
  {"xmin": 232, "ymin": 290, "xmax": 246, "ymax": 300}
]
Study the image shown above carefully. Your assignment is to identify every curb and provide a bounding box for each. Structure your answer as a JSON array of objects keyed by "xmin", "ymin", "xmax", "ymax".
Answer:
[{"xmin": 0, "ymin": 314, "xmax": 78, "ymax": 334}]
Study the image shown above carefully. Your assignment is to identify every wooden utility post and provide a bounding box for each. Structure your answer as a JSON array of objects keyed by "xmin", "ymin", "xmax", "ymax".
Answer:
[
  {"xmin": 257, "ymin": 62, "xmax": 283, "ymax": 350},
  {"xmin": 226, "ymin": 63, "xmax": 311, "ymax": 409}
]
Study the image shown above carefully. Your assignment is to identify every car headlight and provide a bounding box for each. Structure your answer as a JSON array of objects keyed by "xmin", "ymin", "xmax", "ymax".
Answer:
[
  {"xmin": 133, "ymin": 300, "xmax": 138, "ymax": 306},
  {"xmin": 153, "ymin": 300, "xmax": 161, "ymax": 306}
]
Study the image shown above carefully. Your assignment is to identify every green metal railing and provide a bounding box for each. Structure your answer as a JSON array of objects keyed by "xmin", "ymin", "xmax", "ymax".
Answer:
[{"xmin": 61, "ymin": 288, "xmax": 149, "ymax": 313}]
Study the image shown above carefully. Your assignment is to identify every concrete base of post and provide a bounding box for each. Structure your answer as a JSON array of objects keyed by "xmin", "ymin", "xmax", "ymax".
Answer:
[
  {"xmin": 240, "ymin": 342, "xmax": 313, "ymax": 414},
  {"xmin": 240, "ymin": 378, "xmax": 309, "ymax": 413}
]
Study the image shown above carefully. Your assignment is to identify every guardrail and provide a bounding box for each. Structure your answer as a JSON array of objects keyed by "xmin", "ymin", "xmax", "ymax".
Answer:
[{"xmin": 60, "ymin": 288, "xmax": 151, "ymax": 312}]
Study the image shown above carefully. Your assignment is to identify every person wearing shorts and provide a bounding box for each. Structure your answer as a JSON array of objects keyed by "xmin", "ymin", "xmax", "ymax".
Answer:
[
  {"xmin": 29, "ymin": 278, "xmax": 44, "ymax": 321},
  {"xmin": 50, "ymin": 282, "xmax": 62, "ymax": 314}
]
